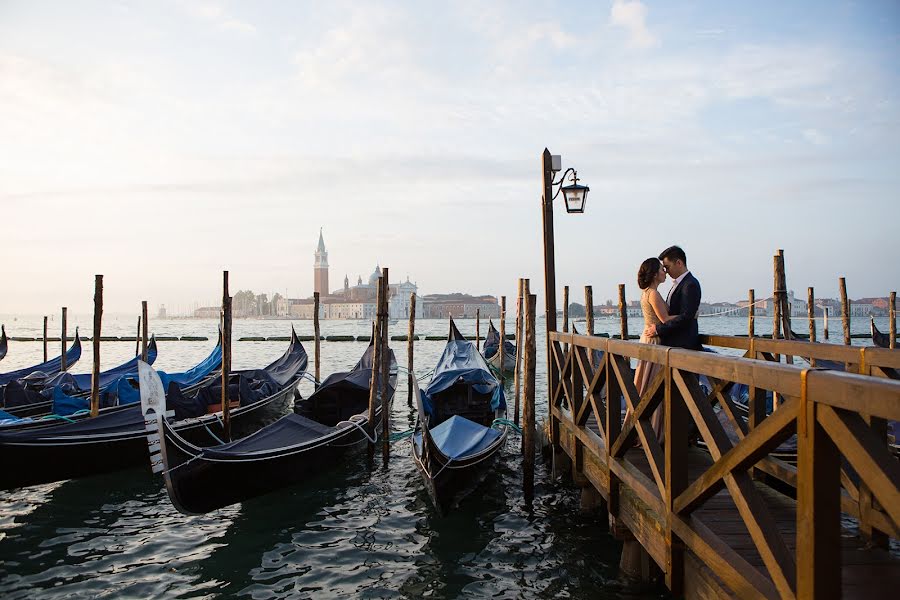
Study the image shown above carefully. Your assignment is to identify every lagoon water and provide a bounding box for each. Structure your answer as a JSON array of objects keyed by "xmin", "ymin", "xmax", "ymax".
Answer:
[{"xmin": 0, "ymin": 315, "xmax": 888, "ymax": 598}]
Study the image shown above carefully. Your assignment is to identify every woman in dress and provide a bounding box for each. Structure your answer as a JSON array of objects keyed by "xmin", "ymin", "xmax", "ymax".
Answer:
[{"xmin": 632, "ymin": 257, "xmax": 676, "ymax": 440}]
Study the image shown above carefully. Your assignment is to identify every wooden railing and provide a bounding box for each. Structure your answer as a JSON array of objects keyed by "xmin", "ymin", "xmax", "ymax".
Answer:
[{"xmin": 548, "ymin": 331, "xmax": 900, "ymax": 600}]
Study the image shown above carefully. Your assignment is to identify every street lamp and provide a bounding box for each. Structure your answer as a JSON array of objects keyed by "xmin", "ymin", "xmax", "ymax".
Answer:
[{"xmin": 539, "ymin": 148, "xmax": 589, "ymax": 474}]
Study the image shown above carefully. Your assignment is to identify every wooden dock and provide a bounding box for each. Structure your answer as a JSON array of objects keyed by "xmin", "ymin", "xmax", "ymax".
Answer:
[{"xmin": 547, "ymin": 331, "xmax": 900, "ymax": 599}]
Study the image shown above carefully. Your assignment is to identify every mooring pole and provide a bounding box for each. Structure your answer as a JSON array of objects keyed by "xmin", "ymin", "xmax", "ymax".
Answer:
[
  {"xmin": 839, "ymin": 277, "xmax": 851, "ymax": 345},
  {"xmin": 135, "ymin": 317, "xmax": 141, "ymax": 356},
  {"xmin": 498, "ymin": 296, "xmax": 506, "ymax": 383},
  {"xmin": 617, "ymin": 284, "xmax": 628, "ymax": 340},
  {"xmin": 476, "ymin": 308, "xmax": 480, "ymax": 351},
  {"xmin": 513, "ymin": 278, "xmax": 524, "ymax": 425},
  {"xmin": 313, "ymin": 291, "xmax": 321, "ymax": 389},
  {"xmin": 407, "ymin": 293, "xmax": 416, "ymax": 407},
  {"xmin": 891, "ymin": 291, "xmax": 896, "ymax": 349},
  {"xmin": 222, "ymin": 271, "xmax": 232, "ymax": 442},
  {"xmin": 367, "ymin": 280, "xmax": 384, "ymax": 457},
  {"xmin": 823, "ymin": 306, "xmax": 830, "ymax": 340},
  {"xmin": 380, "ymin": 269, "xmax": 391, "ymax": 463},
  {"xmin": 585, "ymin": 285, "xmax": 594, "ymax": 366},
  {"xmin": 90, "ymin": 275, "xmax": 103, "ymax": 418},
  {"xmin": 141, "ymin": 300, "xmax": 149, "ymax": 361},
  {"xmin": 748, "ymin": 289, "xmax": 756, "ymax": 340},
  {"xmin": 807, "ymin": 288, "xmax": 817, "ymax": 344},
  {"xmin": 43, "ymin": 316, "xmax": 48, "ymax": 362},
  {"xmin": 61, "ymin": 307, "xmax": 68, "ymax": 371},
  {"xmin": 772, "ymin": 254, "xmax": 782, "ymax": 363},
  {"xmin": 522, "ymin": 293, "xmax": 537, "ymax": 482},
  {"xmin": 776, "ymin": 250, "xmax": 793, "ymax": 365}
]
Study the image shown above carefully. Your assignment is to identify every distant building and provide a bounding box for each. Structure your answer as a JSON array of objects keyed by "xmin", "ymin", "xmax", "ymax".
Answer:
[
  {"xmin": 193, "ymin": 306, "xmax": 219, "ymax": 319},
  {"xmin": 157, "ymin": 304, "xmax": 167, "ymax": 319},
  {"xmin": 314, "ymin": 228, "xmax": 329, "ymax": 297},
  {"xmin": 421, "ymin": 293, "xmax": 500, "ymax": 319}
]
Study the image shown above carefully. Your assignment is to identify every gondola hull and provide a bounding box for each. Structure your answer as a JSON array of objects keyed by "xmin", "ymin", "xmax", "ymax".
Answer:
[
  {"xmin": 412, "ymin": 416, "xmax": 506, "ymax": 515},
  {"xmin": 158, "ymin": 409, "xmax": 383, "ymax": 515},
  {"xmin": 0, "ymin": 382, "xmax": 297, "ymax": 491}
]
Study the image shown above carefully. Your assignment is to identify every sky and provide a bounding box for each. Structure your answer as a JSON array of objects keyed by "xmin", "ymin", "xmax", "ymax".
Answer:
[{"xmin": 1, "ymin": 0, "xmax": 898, "ymax": 315}]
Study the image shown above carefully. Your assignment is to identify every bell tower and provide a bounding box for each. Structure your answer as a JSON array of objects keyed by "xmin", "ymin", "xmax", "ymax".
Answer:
[{"xmin": 314, "ymin": 228, "xmax": 329, "ymax": 297}]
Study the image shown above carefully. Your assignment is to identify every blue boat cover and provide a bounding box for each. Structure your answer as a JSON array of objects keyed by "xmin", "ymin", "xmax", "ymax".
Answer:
[
  {"xmin": 49, "ymin": 337, "xmax": 159, "ymax": 392},
  {"xmin": 482, "ymin": 321, "xmax": 516, "ymax": 360},
  {"xmin": 50, "ymin": 340, "xmax": 221, "ymax": 415},
  {"xmin": 421, "ymin": 323, "xmax": 504, "ymax": 418},
  {"xmin": 427, "ymin": 414, "xmax": 501, "ymax": 460},
  {"xmin": 0, "ymin": 332, "xmax": 82, "ymax": 386},
  {"xmin": 200, "ymin": 413, "xmax": 335, "ymax": 459}
]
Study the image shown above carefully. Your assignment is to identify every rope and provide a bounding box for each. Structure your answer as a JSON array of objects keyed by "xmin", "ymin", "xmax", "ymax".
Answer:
[
  {"xmin": 389, "ymin": 428, "xmax": 415, "ymax": 442},
  {"xmin": 492, "ymin": 418, "xmax": 521, "ymax": 433},
  {"xmin": 697, "ymin": 298, "xmax": 770, "ymax": 318},
  {"xmin": 37, "ymin": 408, "xmax": 91, "ymax": 423}
]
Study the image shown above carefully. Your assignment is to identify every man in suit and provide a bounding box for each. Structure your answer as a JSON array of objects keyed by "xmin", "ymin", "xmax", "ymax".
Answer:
[{"xmin": 644, "ymin": 245, "xmax": 702, "ymax": 350}]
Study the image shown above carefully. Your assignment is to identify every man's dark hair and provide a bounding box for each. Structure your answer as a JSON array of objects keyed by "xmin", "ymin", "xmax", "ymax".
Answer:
[{"xmin": 659, "ymin": 245, "xmax": 687, "ymax": 266}]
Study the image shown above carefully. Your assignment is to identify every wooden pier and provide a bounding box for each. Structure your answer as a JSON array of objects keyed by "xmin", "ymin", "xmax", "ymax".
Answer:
[{"xmin": 547, "ymin": 331, "xmax": 900, "ymax": 599}]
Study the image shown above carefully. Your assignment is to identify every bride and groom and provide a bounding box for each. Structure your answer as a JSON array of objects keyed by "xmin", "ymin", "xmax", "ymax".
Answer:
[{"xmin": 632, "ymin": 245, "xmax": 701, "ymax": 438}]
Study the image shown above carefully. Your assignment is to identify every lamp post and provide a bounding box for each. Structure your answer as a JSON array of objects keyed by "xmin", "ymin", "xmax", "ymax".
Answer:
[{"xmin": 540, "ymin": 148, "xmax": 589, "ymax": 473}]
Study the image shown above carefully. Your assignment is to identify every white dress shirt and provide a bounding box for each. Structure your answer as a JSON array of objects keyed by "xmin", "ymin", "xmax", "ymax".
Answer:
[{"xmin": 666, "ymin": 270, "xmax": 691, "ymax": 305}]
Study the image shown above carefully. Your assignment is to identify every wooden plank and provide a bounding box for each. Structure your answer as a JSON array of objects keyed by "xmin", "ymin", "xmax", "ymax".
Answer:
[
  {"xmin": 666, "ymin": 361, "xmax": 689, "ymax": 593},
  {"xmin": 674, "ymin": 515, "xmax": 779, "ymax": 599},
  {"xmin": 797, "ymin": 398, "xmax": 841, "ymax": 600},
  {"xmin": 816, "ymin": 405, "xmax": 900, "ymax": 529},
  {"xmin": 807, "ymin": 370, "xmax": 900, "ymax": 420},
  {"xmin": 675, "ymin": 398, "xmax": 798, "ymax": 515}
]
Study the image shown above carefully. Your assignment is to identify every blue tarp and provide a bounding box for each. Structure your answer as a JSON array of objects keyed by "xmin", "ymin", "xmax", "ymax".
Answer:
[
  {"xmin": 421, "ymin": 329, "xmax": 505, "ymax": 418},
  {"xmin": 0, "ymin": 332, "xmax": 82, "ymax": 386},
  {"xmin": 427, "ymin": 415, "xmax": 501, "ymax": 460}
]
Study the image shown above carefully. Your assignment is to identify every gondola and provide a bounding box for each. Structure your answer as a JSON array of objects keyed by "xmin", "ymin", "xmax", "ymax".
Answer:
[
  {"xmin": 0, "ymin": 325, "xmax": 7, "ymax": 362},
  {"xmin": 1, "ymin": 337, "xmax": 160, "ymax": 418},
  {"xmin": 0, "ymin": 329, "xmax": 82, "ymax": 387},
  {"xmin": 0, "ymin": 329, "xmax": 306, "ymax": 491},
  {"xmin": 143, "ymin": 339, "xmax": 397, "ymax": 514},
  {"xmin": 872, "ymin": 316, "xmax": 892, "ymax": 349},
  {"xmin": 482, "ymin": 320, "xmax": 516, "ymax": 375},
  {"xmin": 412, "ymin": 319, "xmax": 508, "ymax": 514}
]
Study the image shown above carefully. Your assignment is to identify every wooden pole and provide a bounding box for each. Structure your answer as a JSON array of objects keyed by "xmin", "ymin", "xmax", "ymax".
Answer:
[
  {"xmin": 513, "ymin": 278, "xmax": 524, "ymax": 425},
  {"xmin": 540, "ymin": 150, "xmax": 560, "ymax": 464},
  {"xmin": 839, "ymin": 277, "xmax": 850, "ymax": 345},
  {"xmin": 617, "ymin": 284, "xmax": 628, "ymax": 340},
  {"xmin": 135, "ymin": 317, "xmax": 141, "ymax": 356},
  {"xmin": 222, "ymin": 271, "xmax": 232, "ymax": 442},
  {"xmin": 407, "ymin": 293, "xmax": 416, "ymax": 406},
  {"xmin": 476, "ymin": 308, "xmax": 480, "ymax": 351},
  {"xmin": 563, "ymin": 285, "xmax": 569, "ymax": 333},
  {"xmin": 777, "ymin": 250, "xmax": 794, "ymax": 365},
  {"xmin": 141, "ymin": 300, "xmax": 149, "ymax": 361},
  {"xmin": 890, "ymin": 291, "xmax": 896, "ymax": 349},
  {"xmin": 61, "ymin": 307, "xmax": 68, "ymax": 371},
  {"xmin": 380, "ymin": 269, "xmax": 390, "ymax": 463},
  {"xmin": 522, "ymin": 293, "xmax": 537, "ymax": 477},
  {"xmin": 499, "ymin": 296, "xmax": 506, "ymax": 383},
  {"xmin": 772, "ymin": 254, "xmax": 782, "ymax": 345},
  {"xmin": 584, "ymin": 286, "xmax": 594, "ymax": 336},
  {"xmin": 823, "ymin": 306, "xmax": 829, "ymax": 340},
  {"xmin": 90, "ymin": 275, "xmax": 103, "ymax": 418},
  {"xmin": 367, "ymin": 281, "xmax": 384, "ymax": 455},
  {"xmin": 313, "ymin": 292, "xmax": 321, "ymax": 388},
  {"xmin": 748, "ymin": 289, "xmax": 755, "ymax": 339},
  {"xmin": 42, "ymin": 316, "xmax": 48, "ymax": 362},
  {"xmin": 807, "ymin": 288, "xmax": 817, "ymax": 344}
]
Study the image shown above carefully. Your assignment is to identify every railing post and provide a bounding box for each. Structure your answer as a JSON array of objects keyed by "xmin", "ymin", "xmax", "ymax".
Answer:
[
  {"xmin": 797, "ymin": 380, "xmax": 841, "ymax": 599},
  {"xmin": 604, "ymin": 340, "xmax": 620, "ymax": 522},
  {"xmin": 665, "ymin": 359, "xmax": 688, "ymax": 594}
]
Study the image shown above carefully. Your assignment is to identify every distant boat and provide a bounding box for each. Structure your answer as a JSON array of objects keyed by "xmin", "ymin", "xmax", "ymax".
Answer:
[
  {"xmin": 482, "ymin": 319, "xmax": 516, "ymax": 375},
  {"xmin": 144, "ymin": 338, "xmax": 397, "ymax": 515},
  {"xmin": 412, "ymin": 319, "xmax": 508, "ymax": 514},
  {"xmin": 871, "ymin": 317, "xmax": 891, "ymax": 349}
]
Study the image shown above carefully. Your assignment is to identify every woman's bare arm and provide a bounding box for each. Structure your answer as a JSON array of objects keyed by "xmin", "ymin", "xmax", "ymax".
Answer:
[{"xmin": 649, "ymin": 290, "xmax": 677, "ymax": 323}]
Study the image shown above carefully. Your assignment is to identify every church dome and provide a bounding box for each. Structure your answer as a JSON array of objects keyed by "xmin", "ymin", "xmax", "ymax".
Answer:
[{"xmin": 368, "ymin": 265, "xmax": 381, "ymax": 286}]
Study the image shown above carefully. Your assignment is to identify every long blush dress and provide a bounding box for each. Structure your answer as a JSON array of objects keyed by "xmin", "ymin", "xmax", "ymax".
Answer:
[{"xmin": 633, "ymin": 288, "xmax": 664, "ymax": 441}]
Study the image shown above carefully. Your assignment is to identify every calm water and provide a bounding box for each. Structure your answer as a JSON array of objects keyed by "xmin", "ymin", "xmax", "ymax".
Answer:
[{"xmin": 0, "ymin": 315, "xmax": 888, "ymax": 599}]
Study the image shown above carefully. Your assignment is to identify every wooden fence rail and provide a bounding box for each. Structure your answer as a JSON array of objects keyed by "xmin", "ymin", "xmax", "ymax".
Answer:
[{"xmin": 548, "ymin": 331, "xmax": 899, "ymax": 599}]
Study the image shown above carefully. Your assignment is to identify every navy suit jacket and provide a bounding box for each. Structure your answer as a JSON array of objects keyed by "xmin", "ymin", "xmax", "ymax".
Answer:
[{"xmin": 657, "ymin": 272, "xmax": 702, "ymax": 350}]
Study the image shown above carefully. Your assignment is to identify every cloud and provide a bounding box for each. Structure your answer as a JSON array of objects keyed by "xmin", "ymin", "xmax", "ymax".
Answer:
[
  {"xmin": 178, "ymin": 0, "xmax": 257, "ymax": 36},
  {"xmin": 802, "ymin": 128, "xmax": 829, "ymax": 145},
  {"xmin": 610, "ymin": 0, "xmax": 658, "ymax": 49}
]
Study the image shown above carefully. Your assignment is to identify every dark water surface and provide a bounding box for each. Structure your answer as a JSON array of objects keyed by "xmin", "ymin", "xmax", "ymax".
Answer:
[{"xmin": 0, "ymin": 316, "xmax": 886, "ymax": 598}]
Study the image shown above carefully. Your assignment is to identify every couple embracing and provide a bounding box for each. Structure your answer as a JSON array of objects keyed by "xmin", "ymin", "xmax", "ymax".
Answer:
[{"xmin": 632, "ymin": 245, "xmax": 701, "ymax": 439}]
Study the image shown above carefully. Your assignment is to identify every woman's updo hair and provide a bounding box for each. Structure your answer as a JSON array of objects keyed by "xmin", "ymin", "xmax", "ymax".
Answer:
[{"xmin": 637, "ymin": 257, "xmax": 661, "ymax": 290}]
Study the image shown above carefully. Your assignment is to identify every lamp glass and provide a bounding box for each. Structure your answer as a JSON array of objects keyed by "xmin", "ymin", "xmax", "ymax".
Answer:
[{"xmin": 561, "ymin": 184, "xmax": 589, "ymax": 213}]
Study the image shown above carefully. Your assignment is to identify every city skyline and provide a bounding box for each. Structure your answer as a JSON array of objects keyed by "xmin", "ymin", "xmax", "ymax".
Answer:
[{"xmin": 2, "ymin": 1, "xmax": 898, "ymax": 314}]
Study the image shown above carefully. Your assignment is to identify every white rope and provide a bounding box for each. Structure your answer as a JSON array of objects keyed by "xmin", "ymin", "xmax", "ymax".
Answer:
[{"xmin": 698, "ymin": 298, "xmax": 770, "ymax": 318}]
